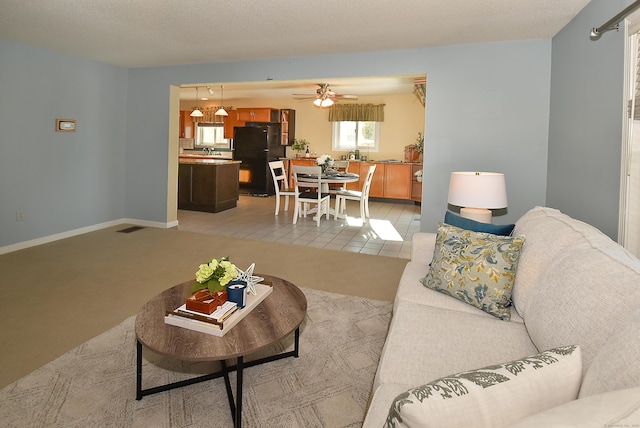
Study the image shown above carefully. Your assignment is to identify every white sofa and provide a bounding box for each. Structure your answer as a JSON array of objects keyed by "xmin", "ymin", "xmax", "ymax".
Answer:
[{"xmin": 364, "ymin": 206, "xmax": 640, "ymax": 427}]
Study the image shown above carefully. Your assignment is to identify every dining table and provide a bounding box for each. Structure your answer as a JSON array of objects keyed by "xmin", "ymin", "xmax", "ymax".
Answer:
[{"xmin": 298, "ymin": 170, "xmax": 359, "ymax": 219}]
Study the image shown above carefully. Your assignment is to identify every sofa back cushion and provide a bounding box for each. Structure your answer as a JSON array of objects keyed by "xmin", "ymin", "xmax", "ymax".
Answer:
[
  {"xmin": 514, "ymin": 207, "xmax": 640, "ymax": 396},
  {"xmin": 511, "ymin": 207, "xmax": 588, "ymax": 318}
]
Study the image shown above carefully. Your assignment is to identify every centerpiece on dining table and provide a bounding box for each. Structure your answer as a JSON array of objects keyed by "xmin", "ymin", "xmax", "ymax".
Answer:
[{"xmin": 316, "ymin": 154, "xmax": 334, "ymax": 173}]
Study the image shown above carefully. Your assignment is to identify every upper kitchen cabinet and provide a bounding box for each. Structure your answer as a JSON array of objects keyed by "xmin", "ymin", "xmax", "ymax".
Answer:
[
  {"xmin": 280, "ymin": 109, "xmax": 296, "ymax": 146},
  {"xmin": 179, "ymin": 110, "xmax": 194, "ymax": 138},
  {"xmin": 237, "ymin": 108, "xmax": 280, "ymax": 123},
  {"xmin": 223, "ymin": 110, "xmax": 245, "ymax": 139}
]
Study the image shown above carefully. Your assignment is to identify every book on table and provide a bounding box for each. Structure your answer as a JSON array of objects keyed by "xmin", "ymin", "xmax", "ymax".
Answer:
[{"xmin": 164, "ymin": 282, "xmax": 273, "ymax": 337}]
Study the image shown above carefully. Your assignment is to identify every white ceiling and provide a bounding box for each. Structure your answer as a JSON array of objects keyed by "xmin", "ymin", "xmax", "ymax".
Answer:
[{"xmin": 0, "ymin": 0, "xmax": 591, "ymax": 100}]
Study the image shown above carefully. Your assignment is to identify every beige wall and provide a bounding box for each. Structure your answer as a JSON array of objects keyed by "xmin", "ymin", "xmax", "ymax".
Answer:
[{"xmin": 181, "ymin": 92, "xmax": 425, "ymax": 162}]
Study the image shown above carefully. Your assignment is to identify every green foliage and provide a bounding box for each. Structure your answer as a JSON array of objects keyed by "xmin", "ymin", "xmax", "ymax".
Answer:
[
  {"xmin": 291, "ymin": 138, "xmax": 309, "ymax": 152},
  {"xmin": 413, "ymin": 132, "xmax": 424, "ymax": 154}
]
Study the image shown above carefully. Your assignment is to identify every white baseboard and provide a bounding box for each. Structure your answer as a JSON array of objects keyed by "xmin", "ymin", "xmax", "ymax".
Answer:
[{"xmin": 0, "ymin": 218, "xmax": 179, "ymax": 255}]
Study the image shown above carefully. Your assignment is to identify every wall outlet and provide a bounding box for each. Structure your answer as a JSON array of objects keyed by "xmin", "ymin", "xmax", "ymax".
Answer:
[{"xmin": 16, "ymin": 211, "xmax": 24, "ymax": 221}]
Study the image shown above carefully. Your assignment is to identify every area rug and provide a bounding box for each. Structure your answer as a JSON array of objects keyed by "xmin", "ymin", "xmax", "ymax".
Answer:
[{"xmin": 0, "ymin": 288, "xmax": 392, "ymax": 428}]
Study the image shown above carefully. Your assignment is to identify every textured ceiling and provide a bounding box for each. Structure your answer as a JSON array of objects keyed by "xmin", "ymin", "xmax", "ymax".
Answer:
[
  {"xmin": 0, "ymin": 0, "xmax": 591, "ymax": 101},
  {"xmin": 0, "ymin": 0, "xmax": 591, "ymax": 69}
]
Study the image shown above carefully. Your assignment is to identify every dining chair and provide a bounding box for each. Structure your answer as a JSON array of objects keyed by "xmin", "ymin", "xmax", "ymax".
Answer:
[
  {"xmin": 268, "ymin": 161, "xmax": 297, "ymax": 215},
  {"xmin": 329, "ymin": 160, "xmax": 350, "ymax": 193},
  {"xmin": 292, "ymin": 165, "xmax": 331, "ymax": 226},
  {"xmin": 334, "ymin": 164, "xmax": 377, "ymax": 222}
]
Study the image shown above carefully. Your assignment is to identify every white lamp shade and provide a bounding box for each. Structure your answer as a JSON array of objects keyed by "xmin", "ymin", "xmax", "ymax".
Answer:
[
  {"xmin": 448, "ymin": 172, "xmax": 507, "ymax": 209},
  {"xmin": 313, "ymin": 97, "xmax": 334, "ymax": 107},
  {"xmin": 190, "ymin": 108, "xmax": 204, "ymax": 118},
  {"xmin": 215, "ymin": 107, "xmax": 228, "ymax": 117}
]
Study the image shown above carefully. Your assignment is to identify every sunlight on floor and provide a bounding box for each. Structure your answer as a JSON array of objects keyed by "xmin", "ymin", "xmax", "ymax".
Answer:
[
  {"xmin": 178, "ymin": 196, "xmax": 420, "ymax": 258},
  {"xmin": 369, "ymin": 219, "xmax": 404, "ymax": 241}
]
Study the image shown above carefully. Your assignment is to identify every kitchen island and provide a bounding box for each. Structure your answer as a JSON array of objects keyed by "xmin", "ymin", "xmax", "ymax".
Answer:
[{"xmin": 178, "ymin": 157, "xmax": 241, "ymax": 213}]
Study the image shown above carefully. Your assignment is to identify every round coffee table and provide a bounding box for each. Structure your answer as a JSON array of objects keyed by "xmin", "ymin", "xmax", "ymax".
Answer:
[{"xmin": 135, "ymin": 274, "xmax": 307, "ymax": 428}]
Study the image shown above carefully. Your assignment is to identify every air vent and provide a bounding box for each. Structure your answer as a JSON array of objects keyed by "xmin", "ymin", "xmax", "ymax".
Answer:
[{"xmin": 117, "ymin": 226, "xmax": 145, "ymax": 234}]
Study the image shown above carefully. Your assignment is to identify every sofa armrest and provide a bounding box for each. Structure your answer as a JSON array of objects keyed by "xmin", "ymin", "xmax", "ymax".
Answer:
[{"xmin": 411, "ymin": 232, "xmax": 437, "ymax": 263}]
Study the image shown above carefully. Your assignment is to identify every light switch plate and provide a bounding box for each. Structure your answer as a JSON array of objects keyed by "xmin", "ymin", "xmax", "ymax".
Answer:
[{"xmin": 56, "ymin": 119, "xmax": 76, "ymax": 132}]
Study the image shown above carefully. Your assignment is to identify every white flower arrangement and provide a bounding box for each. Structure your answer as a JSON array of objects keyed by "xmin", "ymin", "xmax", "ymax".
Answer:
[
  {"xmin": 414, "ymin": 169, "xmax": 423, "ymax": 182},
  {"xmin": 316, "ymin": 154, "xmax": 334, "ymax": 170}
]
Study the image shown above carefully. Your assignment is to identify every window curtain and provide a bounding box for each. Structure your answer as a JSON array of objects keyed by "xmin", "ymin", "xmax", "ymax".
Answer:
[
  {"xmin": 328, "ymin": 103, "xmax": 385, "ymax": 122},
  {"xmin": 631, "ymin": 33, "xmax": 640, "ymax": 120},
  {"xmin": 621, "ymin": 29, "xmax": 640, "ymax": 257}
]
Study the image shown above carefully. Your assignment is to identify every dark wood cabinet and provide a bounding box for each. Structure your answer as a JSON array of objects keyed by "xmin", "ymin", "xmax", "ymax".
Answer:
[{"xmin": 178, "ymin": 162, "xmax": 240, "ymax": 213}]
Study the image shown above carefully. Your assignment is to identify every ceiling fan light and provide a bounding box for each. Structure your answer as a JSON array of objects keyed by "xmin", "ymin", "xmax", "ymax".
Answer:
[
  {"xmin": 215, "ymin": 107, "xmax": 228, "ymax": 116},
  {"xmin": 313, "ymin": 98, "xmax": 322, "ymax": 107},
  {"xmin": 323, "ymin": 98, "xmax": 334, "ymax": 107}
]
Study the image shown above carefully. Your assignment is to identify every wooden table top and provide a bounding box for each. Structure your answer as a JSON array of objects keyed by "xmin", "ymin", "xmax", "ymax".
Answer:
[{"xmin": 135, "ymin": 274, "xmax": 307, "ymax": 361}]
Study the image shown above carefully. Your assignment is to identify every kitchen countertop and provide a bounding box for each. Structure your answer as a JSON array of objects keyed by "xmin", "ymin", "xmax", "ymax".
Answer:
[
  {"xmin": 178, "ymin": 157, "xmax": 241, "ymax": 165},
  {"xmin": 281, "ymin": 157, "xmax": 421, "ymax": 164}
]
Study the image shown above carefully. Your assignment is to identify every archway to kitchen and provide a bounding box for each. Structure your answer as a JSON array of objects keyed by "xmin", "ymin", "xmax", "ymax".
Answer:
[{"xmin": 166, "ymin": 75, "xmax": 427, "ymax": 228}]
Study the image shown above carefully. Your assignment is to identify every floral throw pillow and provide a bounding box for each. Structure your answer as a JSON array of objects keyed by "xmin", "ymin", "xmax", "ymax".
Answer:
[
  {"xmin": 385, "ymin": 345, "xmax": 582, "ymax": 428},
  {"xmin": 420, "ymin": 223, "xmax": 525, "ymax": 320}
]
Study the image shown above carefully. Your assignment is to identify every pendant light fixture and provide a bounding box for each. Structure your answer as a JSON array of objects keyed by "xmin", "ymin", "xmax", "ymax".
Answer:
[
  {"xmin": 215, "ymin": 85, "xmax": 228, "ymax": 117},
  {"xmin": 190, "ymin": 87, "xmax": 204, "ymax": 118}
]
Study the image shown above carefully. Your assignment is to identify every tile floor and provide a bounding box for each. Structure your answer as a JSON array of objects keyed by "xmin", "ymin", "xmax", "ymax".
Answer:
[{"xmin": 178, "ymin": 195, "xmax": 422, "ymax": 259}]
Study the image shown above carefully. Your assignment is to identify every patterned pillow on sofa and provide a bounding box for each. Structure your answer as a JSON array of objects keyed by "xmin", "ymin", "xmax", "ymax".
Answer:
[
  {"xmin": 386, "ymin": 345, "xmax": 582, "ymax": 428},
  {"xmin": 420, "ymin": 223, "xmax": 525, "ymax": 320}
]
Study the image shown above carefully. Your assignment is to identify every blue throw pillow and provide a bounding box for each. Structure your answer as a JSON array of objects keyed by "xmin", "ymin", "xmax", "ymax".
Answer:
[{"xmin": 444, "ymin": 211, "xmax": 515, "ymax": 236}]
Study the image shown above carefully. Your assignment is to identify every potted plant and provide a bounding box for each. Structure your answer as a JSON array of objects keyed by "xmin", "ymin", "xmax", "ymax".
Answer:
[
  {"xmin": 413, "ymin": 132, "xmax": 424, "ymax": 162},
  {"xmin": 291, "ymin": 138, "xmax": 309, "ymax": 158}
]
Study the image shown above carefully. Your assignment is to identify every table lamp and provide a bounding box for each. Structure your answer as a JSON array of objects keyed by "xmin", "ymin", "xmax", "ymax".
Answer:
[{"xmin": 447, "ymin": 172, "xmax": 507, "ymax": 223}]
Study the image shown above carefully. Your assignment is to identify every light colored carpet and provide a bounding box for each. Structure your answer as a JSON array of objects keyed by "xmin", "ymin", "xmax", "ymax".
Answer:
[
  {"xmin": 0, "ymin": 225, "xmax": 408, "ymax": 387},
  {"xmin": 0, "ymin": 287, "xmax": 392, "ymax": 428}
]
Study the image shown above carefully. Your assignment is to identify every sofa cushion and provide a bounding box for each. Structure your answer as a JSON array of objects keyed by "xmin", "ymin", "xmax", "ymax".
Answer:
[
  {"xmin": 363, "ymin": 384, "xmax": 414, "ymax": 428},
  {"xmin": 506, "ymin": 387, "xmax": 640, "ymax": 428},
  {"xmin": 386, "ymin": 346, "xmax": 582, "ymax": 428},
  {"xmin": 511, "ymin": 206, "xmax": 628, "ymax": 319},
  {"xmin": 579, "ymin": 308, "xmax": 640, "ymax": 397},
  {"xmin": 420, "ymin": 223, "xmax": 525, "ymax": 320},
  {"xmin": 396, "ymin": 261, "xmax": 524, "ymax": 324},
  {"xmin": 373, "ymin": 302, "xmax": 538, "ymax": 392},
  {"xmin": 523, "ymin": 235, "xmax": 640, "ymax": 395},
  {"xmin": 444, "ymin": 211, "xmax": 515, "ymax": 236},
  {"xmin": 411, "ymin": 232, "xmax": 437, "ymax": 264}
]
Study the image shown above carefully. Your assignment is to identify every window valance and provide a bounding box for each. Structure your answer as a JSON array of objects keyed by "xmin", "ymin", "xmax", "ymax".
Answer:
[
  {"xmin": 197, "ymin": 107, "xmax": 232, "ymax": 123},
  {"xmin": 328, "ymin": 103, "xmax": 385, "ymax": 122}
]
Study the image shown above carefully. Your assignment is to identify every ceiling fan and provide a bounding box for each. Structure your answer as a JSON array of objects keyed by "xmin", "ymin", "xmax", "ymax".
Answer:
[{"xmin": 293, "ymin": 83, "xmax": 358, "ymax": 107}]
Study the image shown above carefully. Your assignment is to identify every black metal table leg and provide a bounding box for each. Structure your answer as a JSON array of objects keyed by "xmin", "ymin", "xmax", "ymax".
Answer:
[
  {"xmin": 136, "ymin": 326, "xmax": 300, "ymax": 425},
  {"xmin": 221, "ymin": 360, "xmax": 236, "ymax": 422},
  {"xmin": 236, "ymin": 356, "xmax": 243, "ymax": 428},
  {"xmin": 136, "ymin": 340, "xmax": 143, "ymax": 400}
]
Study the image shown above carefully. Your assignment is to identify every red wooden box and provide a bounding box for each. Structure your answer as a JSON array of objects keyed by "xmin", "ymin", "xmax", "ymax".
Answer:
[{"xmin": 186, "ymin": 289, "xmax": 228, "ymax": 314}]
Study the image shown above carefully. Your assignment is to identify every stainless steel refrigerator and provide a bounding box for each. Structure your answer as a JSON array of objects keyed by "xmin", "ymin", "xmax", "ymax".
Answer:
[{"xmin": 233, "ymin": 123, "xmax": 285, "ymax": 195}]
